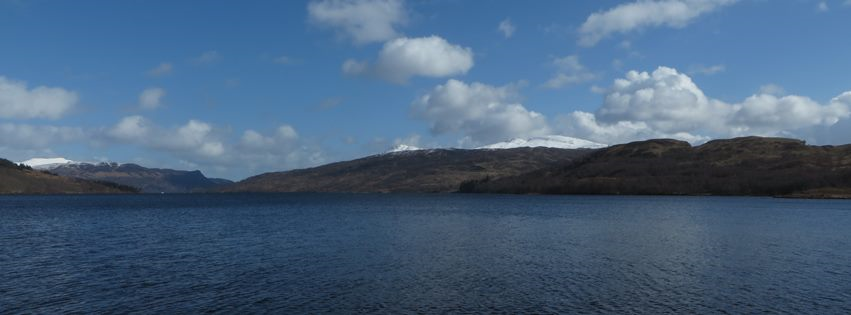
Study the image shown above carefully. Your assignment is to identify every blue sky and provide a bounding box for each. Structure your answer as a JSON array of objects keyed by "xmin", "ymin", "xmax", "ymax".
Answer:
[{"xmin": 1, "ymin": 0, "xmax": 850, "ymax": 179}]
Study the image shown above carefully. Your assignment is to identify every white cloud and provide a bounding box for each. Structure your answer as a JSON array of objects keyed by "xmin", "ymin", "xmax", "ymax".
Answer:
[
  {"xmin": 104, "ymin": 117, "xmax": 324, "ymax": 178},
  {"xmin": 108, "ymin": 116, "xmax": 225, "ymax": 159},
  {"xmin": 237, "ymin": 125, "xmax": 325, "ymax": 175},
  {"xmin": 558, "ymin": 66, "xmax": 851, "ymax": 144},
  {"xmin": 167, "ymin": 120, "xmax": 224, "ymax": 158},
  {"xmin": 240, "ymin": 125, "xmax": 299, "ymax": 150},
  {"xmin": 412, "ymin": 79, "xmax": 550, "ymax": 145},
  {"xmin": 688, "ymin": 64, "xmax": 725, "ymax": 75},
  {"xmin": 108, "ymin": 115, "xmax": 150, "ymax": 141},
  {"xmin": 817, "ymin": 1, "xmax": 829, "ymax": 12},
  {"xmin": 558, "ymin": 111, "xmax": 709, "ymax": 145},
  {"xmin": 194, "ymin": 51, "xmax": 222, "ymax": 64},
  {"xmin": 0, "ymin": 123, "xmax": 85, "ymax": 149},
  {"xmin": 544, "ymin": 55, "xmax": 598, "ymax": 89},
  {"xmin": 342, "ymin": 59, "xmax": 369, "ymax": 75},
  {"xmin": 0, "ymin": 76, "xmax": 77, "ymax": 120},
  {"xmin": 343, "ymin": 36, "xmax": 474, "ymax": 84},
  {"xmin": 307, "ymin": 0, "xmax": 407, "ymax": 45},
  {"xmin": 147, "ymin": 62, "xmax": 173, "ymax": 76},
  {"xmin": 498, "ymin": 18, "xmax": 516, "ymax": 38},
  {"xmin": 590, "ymin": 85, "xmax": 607, "ymax": 94},
  {"xmin": 139, "ymin": 87, "xmax": 166, "ymax": 110},
  {"xmin": 845, "ymin": 0, "xmax": 851, "ymax": 7},
  {"xmin": 578, "ymin": 0, "xmax": 738, "ymax": 47}
]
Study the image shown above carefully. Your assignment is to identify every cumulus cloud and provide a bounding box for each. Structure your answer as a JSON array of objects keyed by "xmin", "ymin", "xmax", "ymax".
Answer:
[
  {"xmin": 343, "ymin": 36, "xmax": 474, "ymax": 84},
  {"xmin": 558, "ymin": 66, "xmax": 851, "ymax": 144},
  {"xmin": 139, "ymin": 87, "xmax": 166, "ymax": 110},
  {"xmin": 108, "ymin": 115, "xmax": 150, "ymax": 141},
  {"xmin": 412, "ymin": 79, "xmax": 550, "ymax": 145},
  {"xmin": 147, "ymin": 63, "xmax": 173, "ymax": 76},
  {"xmin": 308, "ymin": 0, "xmax": 407, "ymax": 45},
  {"xmin": 498, "ymin": 18, "xmax": 516, "ymax": 38},
  {"xmin": 108, "ymin": 116, "xmax": 225, "ymax": 159},
  {"xmin": 0, "ymin": 76, "xmax": 77, "ymax": 120},
  {"xmin": 0, "ymin": 123, "xmax": 85, "ymax": 149},
  {"xmin": 817, "ymin": 1, "xmax": 829, "ymax": 12},
  {"xmin": 544, "ymin": 55, "xmax": 598, "ymax": 89},
  {"xmin": 237, "ymin": 125, "xmax": 325, "ymax": 174},
  {"xmin": 240, "ymin": 125, "xmax": 298, "ymax": 149},
  {"xmin": 578, "ymin": 0, "xmax": 738, "ymax": 47}
]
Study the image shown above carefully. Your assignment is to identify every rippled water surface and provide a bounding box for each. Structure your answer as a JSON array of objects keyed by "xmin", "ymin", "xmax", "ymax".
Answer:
[{"xmin": 2, "ymin": 194, "xmax": 851, "ymax": 313}]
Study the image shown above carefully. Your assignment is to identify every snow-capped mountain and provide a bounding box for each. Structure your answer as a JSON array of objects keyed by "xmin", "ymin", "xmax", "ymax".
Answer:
[
  {"xmin": 386, "ymin": 144, "xmax": 424, "ymax": 153},
  {"xmin": 19, "ymin": 157, "xmax": 79, "ymax": 170},
  {"xmin": 478, "ymin": 135, "xmax": 607, "ymax": 150}
]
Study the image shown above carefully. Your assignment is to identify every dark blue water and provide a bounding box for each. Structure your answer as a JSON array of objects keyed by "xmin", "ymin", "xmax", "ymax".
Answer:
[{"xmin": 1, "ymin": 194, "xmax": 850, "ymax": 313}]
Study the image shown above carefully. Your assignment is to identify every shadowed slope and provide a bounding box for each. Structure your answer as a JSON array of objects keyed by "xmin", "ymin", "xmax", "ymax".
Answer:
[
  {"xmin": 219, "ymin": 148, "xmax": 594, "ymax": 193},
  {"xmin": 0, "ymin": 159, "xmax": 138, "ymax": 194},
  {"xmin": 461, "ymin": 137, "xmax": 851, "ymax": 197}
]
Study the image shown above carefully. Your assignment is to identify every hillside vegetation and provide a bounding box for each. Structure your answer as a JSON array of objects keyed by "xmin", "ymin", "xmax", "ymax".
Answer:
[
  {"xmin": 0, "ymin": 158, "xmax": 138, "ymax": 194},
  {"xmin": 50, "ymin": 163, "xmax": 232, "ymax": 193},
  {"xmin": 460, "ymin": 137, "xmax": 851, "ymax": 198},
  {"xmin": 218, "ymin": 148, "xmax": 594, "ymax": 193}
]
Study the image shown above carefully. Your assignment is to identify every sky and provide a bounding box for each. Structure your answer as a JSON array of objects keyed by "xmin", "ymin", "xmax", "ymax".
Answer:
[{"xmin": 1, "ymin": 0, "xmax": 850, "ymax": 180}]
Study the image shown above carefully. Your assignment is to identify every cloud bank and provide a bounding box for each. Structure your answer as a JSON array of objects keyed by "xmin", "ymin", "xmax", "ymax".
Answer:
[
  {"xmin": 105, "ymin": 116, "xmax": 325, "ymax": 178},
  {"xmin": 560, "ymin": 66, "xmax": 851, "ymax": 144}
]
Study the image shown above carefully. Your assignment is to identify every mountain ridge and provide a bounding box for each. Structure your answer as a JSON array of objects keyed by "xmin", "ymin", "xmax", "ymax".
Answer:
[
  {"xmin": 0, "ymin": 158, "xmax": 138, "ymax": 194},
  {"xmin": 460, "ymin": 136, "xmax": 851, "ymax": 198},
  {"xmin": 217, "ymin": 147, "xmax": 594, "ymax": 193},
  {"xmin": 48, "ymin": 162, "xmax": 233, "ymax": 193}
]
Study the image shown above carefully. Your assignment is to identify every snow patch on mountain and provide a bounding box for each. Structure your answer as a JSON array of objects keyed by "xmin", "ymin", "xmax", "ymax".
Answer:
[
  {"xmin": 386, "ymin": 144, "xmax": 424, "ymax": 153},
  {"xmin": 478, "ymin": 135, "xmax": 607, "ymax": 150},
  {"xmin": 19, "ymin": 157, "xmax": 79, "ymax": 169}
]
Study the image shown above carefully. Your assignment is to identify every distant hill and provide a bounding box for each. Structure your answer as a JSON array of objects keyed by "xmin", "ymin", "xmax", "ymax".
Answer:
[
  {"xmin": 48, "ymin": 162, "xmax": 233, "ymax": 193},
  {"xmin": 460, "ymin": 137, "xmax": 851, "ymax": 198},
  {"xmin": 0, "ymin": 158, "xmax": 137, "ymax": 194},
  {"xmin": 218, "ymin": 147, "xmax": 594, "ymax": 193}
]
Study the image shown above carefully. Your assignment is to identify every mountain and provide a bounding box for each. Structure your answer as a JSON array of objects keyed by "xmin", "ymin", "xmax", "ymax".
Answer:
[
  {"xmin": 218, "ymin": 147, "xmax": 594, "ymax": 193},
  {"xmin": 20, "ymin": 157, "xmax": 78, "ymax": 169},
  {"xmin": 460, "ymin": 137, "xmax": 851, "ymax": 198},
  {"xmin": 47, "ymin": 162, "xmax": 233, "ymax": 193},
  {"xmin": 478, "ymin": 135, "xmax": 607, "ymax": 150},
  {"xmin": 0, "ymin": 158, "xmax": 137, "ymax": 194}
]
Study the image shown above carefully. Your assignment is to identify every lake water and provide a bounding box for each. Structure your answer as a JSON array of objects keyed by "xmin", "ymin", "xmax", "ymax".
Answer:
[{"xmin": 1, "ymin": 194, "xmax": 850, "ymax": 313}]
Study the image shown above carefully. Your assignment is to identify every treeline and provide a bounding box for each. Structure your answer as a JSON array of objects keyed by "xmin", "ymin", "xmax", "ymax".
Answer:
[{"xmin": 0, "ymin": 158, "xmax": 33, "ymax": 171}]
